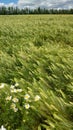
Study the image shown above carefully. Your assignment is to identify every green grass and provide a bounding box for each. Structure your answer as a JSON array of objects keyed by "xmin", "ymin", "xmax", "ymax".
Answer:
[{"xmin": 0, "ymin": 15, "xmax": 73, "ymax": 130}]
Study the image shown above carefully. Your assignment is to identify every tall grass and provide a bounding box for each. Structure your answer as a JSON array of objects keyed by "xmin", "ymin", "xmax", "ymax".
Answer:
[{"xmin": 0, "ymin": 15, "xmax": 73, "ymax": 130}]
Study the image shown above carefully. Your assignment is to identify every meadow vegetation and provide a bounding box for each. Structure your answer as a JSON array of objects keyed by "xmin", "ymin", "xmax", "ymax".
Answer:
[{"xmin": 0, "ymin": 15, "xmax": 73, "ymax": 130}]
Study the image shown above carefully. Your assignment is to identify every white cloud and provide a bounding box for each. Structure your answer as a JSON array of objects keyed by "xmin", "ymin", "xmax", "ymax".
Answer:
[
  {"xmin": 8, "ymin": 2, "xmax": 15, "ymax": 7},
  {"xmin": 0, "ymin": 3, "xmax": 4, "ymax": 7},
  {"xmin": 17, "ymin": 0, "xmax": 73, "ymax": 9},
  {"xmin": 0, "ymin": 2, "xmax": 16, "ymax": 7},
  {"xmin": 0, "ymin": 0, "xmax": 73, "ymax": 9}
]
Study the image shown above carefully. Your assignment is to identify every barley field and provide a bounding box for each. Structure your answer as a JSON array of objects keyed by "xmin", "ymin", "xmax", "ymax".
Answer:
[{"xmin": 0, "ymin": 15, "xmax": 73, "ymax": 130}]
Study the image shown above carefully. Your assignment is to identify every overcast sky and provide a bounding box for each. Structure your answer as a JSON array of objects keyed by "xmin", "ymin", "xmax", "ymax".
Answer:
[{"xmin": 0, "ymin": 0, "xmax": 73, "ymax": 9}]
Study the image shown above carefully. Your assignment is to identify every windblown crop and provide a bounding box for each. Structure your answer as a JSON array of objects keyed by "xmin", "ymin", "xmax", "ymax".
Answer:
[{"xmin": 0, "ymin": 15, "xmax": 73, "ymax": 130}]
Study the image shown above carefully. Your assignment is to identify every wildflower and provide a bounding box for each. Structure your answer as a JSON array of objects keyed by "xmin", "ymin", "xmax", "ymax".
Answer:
[
  {"xmin": 11, "ymin": 89, "xmax": 17, "ymax": 93},
  {"xmin": 11, "ymin": 103, "xmax": 18, "ymax": 112},
  {"xmin": 15, "ymin": 83, "xmax": 19, "ymax": 87},
  {"xmin": 0, "ymin": 125, "xmax": 6, "ymax": 130},
  {"xmin": 6, "ymin": 96, "xmax": 12, "ymax": 101},
  {"xmin": 11, "ymin": 103, "xmax": 16, "ymax": 109},
  {"xmin": 17, "ymin": 89, "xmax": 22, "ymax": 92},
  {"xmin": 10, "ymin": 85, "xmax": 15, "ymax": 89},
  {"xmin": 0, "ymin": 83, "xmax": 4, "ymax": 89},
  {"xmin": 24, "ymin": 103, "xmax": 30, "ymax": 109},
  {"xmin": 12, "ymin": 98, "xmax": 19, "ymax": 103},
  {"xmin": 34, "ymin": 95, "xmax": 40, "ymax": 101},
  {"xmin": 13, "ymin": 107, "xmax": 18, "ymax": 112},
  {"xmin": 24, "ymin": 94, "xmax": 30, "ymax": 100}
]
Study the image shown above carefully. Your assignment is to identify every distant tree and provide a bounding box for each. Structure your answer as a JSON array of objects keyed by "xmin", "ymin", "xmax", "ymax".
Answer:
[
  {"xmin": 0, "ymin": 6, "xmax": 73, "ymax": 15},
  {"xmin": 70, "ymin": 9, "xmax": 73, "ymax": 14},
  {"xmin": 7, "ymin": 7, "xmax": 14, "ymax": 14},
  {"xmin": 1, "ymin": 6, "xmax": 7, "ymax": 15},
  {"xmin": 37, "ymin": 7, "xmax": 41, "ymax": 14}
]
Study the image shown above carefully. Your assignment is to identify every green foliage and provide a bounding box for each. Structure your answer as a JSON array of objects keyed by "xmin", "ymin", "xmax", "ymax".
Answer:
[{"xmin": 0, "ymin": 15, "xmax": 73, "ymax": 130}]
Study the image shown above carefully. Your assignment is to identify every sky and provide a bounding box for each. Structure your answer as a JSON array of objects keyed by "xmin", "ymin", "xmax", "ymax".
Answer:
[{"xmin": 0, "ymin": 0, "xmax": 73, "ymax": 9}]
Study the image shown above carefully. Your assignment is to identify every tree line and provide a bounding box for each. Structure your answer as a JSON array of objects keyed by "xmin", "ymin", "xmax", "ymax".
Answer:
[{"xmin": 0, "ymin": 6, "xmax": 73, "ymax": 15}]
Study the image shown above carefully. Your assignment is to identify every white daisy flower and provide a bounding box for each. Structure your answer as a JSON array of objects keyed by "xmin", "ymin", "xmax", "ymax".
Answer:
[
  {"xmin": 13, "ymin": 107, "xmax": 18, "ymax": 112},
  {"xmin": 24, "ymin": 94, "xmax": 30, "ymax": 100},
  {"xmin": 6, "ymin": 96, "xmax": 12, "ymax": 101},
  {"xmin": 17, "ymin": 89, "xmax": 22, "ymax": 92},
  {"xmin": 24, "ymin": 103, "xmax": 30, "ymax": 109},
  {"xmin": 34, "ymin": 95, "xmax": 40, "ymax": 101},
  {"xmin": 0, "ymin": 83, "xmax": 5, "ymax": 89},
  {"xmin": 11, "ymin": 103, "xmax": 16, "ymax": 109},
  {"xmin": 12, "ymin": 98, "xmax": 19, "ymax": 103},
  {"xmin": 10, "ymin": 85, "xmax": 15, "ymax": 89},
  {"xmin": 11, "ymin": 89, "xmax": 17, "ymax": 93},
  {"xmin": 0, "ymin": 125, "xmax": 6, "ymax": 130},
  {"xmin": 15, "ymin": 83, "xmax": 19, "ymax": 87}
]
